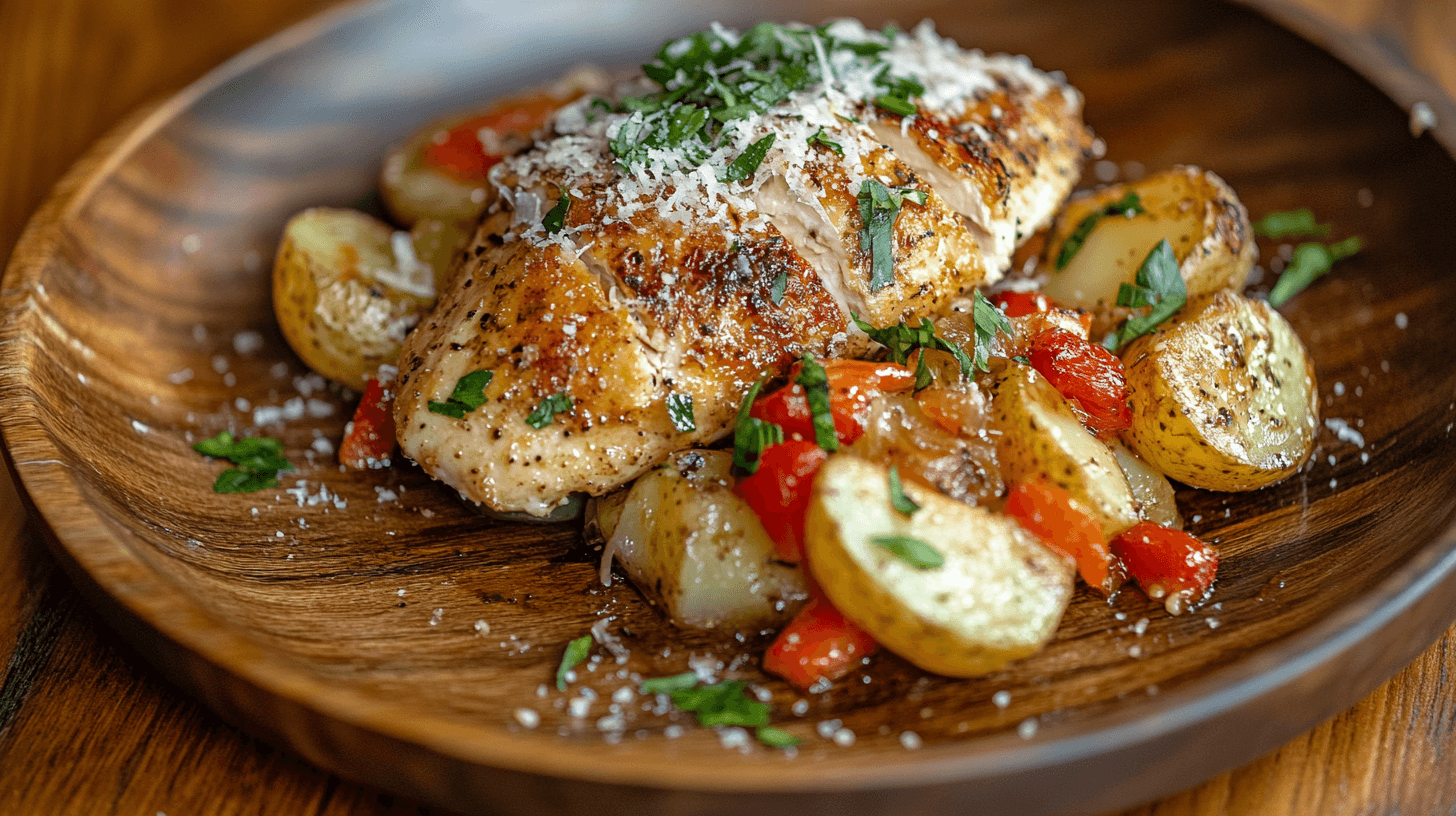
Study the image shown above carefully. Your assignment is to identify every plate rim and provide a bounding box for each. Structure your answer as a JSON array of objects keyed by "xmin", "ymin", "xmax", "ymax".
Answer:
[{"xmin": 4, "ymin": 0, "xmax": 1456, "ymax": 808}]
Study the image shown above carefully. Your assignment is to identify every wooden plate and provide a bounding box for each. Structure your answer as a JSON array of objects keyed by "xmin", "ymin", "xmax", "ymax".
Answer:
[{"xmin": 3, "ymin": 0, "xmax": 1455, "ymax": 813}]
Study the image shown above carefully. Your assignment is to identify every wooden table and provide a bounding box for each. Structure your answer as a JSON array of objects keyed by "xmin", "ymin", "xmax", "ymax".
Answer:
[{"xmin": 1, "ymin": 0, "xmax": 1452, "ymax": 813}]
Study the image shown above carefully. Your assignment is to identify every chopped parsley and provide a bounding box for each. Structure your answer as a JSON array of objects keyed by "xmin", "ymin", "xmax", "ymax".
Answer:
[
  {"xmin": 542, "ymin": 189, "xmax": 570, "ymax": 235},
  {"xmin": 1253, "ymin": 207, "xmax": 1331, "ymax": 240},
  {"xmin": 193, "ymin": 431, "xmax": 293, "ymax": 494},
  {"xmin": 858, "ymin": 180, "xmax": 929, "ymax": 292},
  {"xmin": 1268, "ymin": 236, "xmax": 1363, "ymax": 307},
  {"xmin": 754, "ymin": 726, "xmax": 801, "ymax": 748},
  {"xmin": 806, "ymin": 126, "xmax": 844, "ymax": 156},
  {"xmin": 639, "ymin": 671, "xmax": 700, "ymax": 695},
  {"xmin": 970, "ymin": 290, "xmax": 1015, "ymax": 372},
  {"xmin": 608, "ymin": 22, "xmax": 917, "ymax": 174},
  {"xmin": 769, "ymin": 271, "xmax": 788, "ymax": 305},
  {"xmin": 1055, "ymin": 191, "xmax": 1147, "ymax": 270},
  {"xmin": 853, "ymin": 297, "xmax": 1005, "ymax": 382},
  {"xmin": 427, "ymin": 369, "xmax": 493, "ymax": 419},
  {"xmin": 555, "ymin": 634, "xmax": 593, "ymax": 692},
  {"xmin": 525, "ymin": 392, "xmax": 573, "ymax": 428},
  {"xmin": 666, "ymin": 391, "xmax": 696, "ymax": 432},
  {"xmin": 873, "ymin": 73, "xmax": 925, "ymax": 117},
  {"xmin": 720, "ymin": 133, "xmax": 775, "ymax": 182},
  {"xmin": 669, "ymin": 679, "xmax": 770, "ymax": 728},
  {"xmin": 795, "ymin": 355, "xmax": 838, "ymax": 452},
  {"xmin": 1107, "ymin": 239, "xmax": 1186, "ymax": 350},
  {"xmin": 888, "ymin": 466, "xmax": 920, "ymax": 515},
  {"xmin": 732, "ymin": 375, "xmax": 784, "ymax": 474},
  {"xmin": 872, "ymin": 534, "xmax": 944, "ymax": 569}
]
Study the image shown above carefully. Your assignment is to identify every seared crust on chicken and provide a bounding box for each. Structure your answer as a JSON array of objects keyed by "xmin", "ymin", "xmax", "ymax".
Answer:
[{"xmin": 394, "ymin": 19, "xmax": 1092, "ymax": 515}]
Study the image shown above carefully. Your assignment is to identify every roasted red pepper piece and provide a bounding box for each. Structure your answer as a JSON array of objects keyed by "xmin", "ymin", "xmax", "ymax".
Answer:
[
  {"xmin": 1110, "ymin": 522, "xmax": 1219, "ymax": 614},
  {"xmin": 763, "ymin": 596, "xmax": 879, "ymax": 691},
  {"xmin": 993, "ymin": 290, "xmax": 1053, "ymax": 318},
  {"xmin": 422, "ymin": 93, "xmax": 563, "ymax": 181},
  {"xmin": 749, "ymin": 359, "xmax": 915, "ymax": 446},
  {"xmin": 339, "ymin": 377, "xmax": 396, "ymax": 469},
  {"xmin": 1027, "ymin": 327, "xmax": 1132, "ymax": 436},
  {"xmin": 1004, "ymin": 480, "xmax": 1118, "ymax": 593},
  {"xmin": 732, "ymin": 439, "xmax": 827, "ymax": 563}
]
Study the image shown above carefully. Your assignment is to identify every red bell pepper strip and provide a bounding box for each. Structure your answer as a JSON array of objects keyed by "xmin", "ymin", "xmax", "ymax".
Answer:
[
  {"xmin": 763, "ymin": 596, "xmax": 879, "ymax": 692},
  {"xmin": 422, "ymin": 93, "xmax": 564, "ymax": 181},
  {"xmin": 1110, "ymin": 522, "xmax": 1219, "ymax": 614},
  {"xmin": 339, "ymin": 377, "xmax": 396, "ymax": 469},
  {"xmin": 1026, "ymin": 327, "xmax": 1132, "ymax": 436},
  {"xmin": 1004, "ymin": 480, "xmax": 1118, "ymax": 593},
  {"xmin": 732, "ymin": 439, "xmax": 827, "ymax": 563}
]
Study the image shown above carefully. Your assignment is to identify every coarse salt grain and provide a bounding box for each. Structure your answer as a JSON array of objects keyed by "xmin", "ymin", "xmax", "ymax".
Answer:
[
  {"xmin": 513, "ymin": 708, "xmax": 540, "ymax": 728},
  {"xmin": 1017, "ymin": 718, "xmax": 1038, "ymax": 739},
  {"xmin": 992, "ymin": 690, "xmax": 1011, "ymax": 709},
  {"xmin": 832, "ymin": 727, "xmax": 855, "ymax": 747},
  {"xmin": 900, "ymin": 731, "xmax": 922, "ymax": 750}
]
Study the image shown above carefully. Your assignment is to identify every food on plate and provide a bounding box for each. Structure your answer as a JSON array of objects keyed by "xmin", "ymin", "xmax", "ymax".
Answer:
[
  {"xmin": 272, "ymin": 208, "xmax": 442, "ymax": 390},
  {"xmin": 588, "ymin": 449, "xmax": 808, "ymax": 629},
  {"xmin": 1119, "ymin": 290, "xmax": 1320, "ymax": 491},
  {"xmin": 262, "ymin": 18, "xmax": 1331, "ymax": 700},
  {"xmin": 389, "ymin": 19, "xmax": 1092, "ymax": 517},
  {"xmin": 1040, "ymin": 166, "xmax": 1256, "ymax": 323},
  {"xmin": 803, "ymin": 454, "xmax": 1075, "ymax": 677}
]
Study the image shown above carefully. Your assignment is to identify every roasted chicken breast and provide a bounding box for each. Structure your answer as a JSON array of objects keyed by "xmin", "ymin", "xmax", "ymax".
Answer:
[{"xmin": 394, "ymin": 19, "xmax": 1092, "ymax": 515}]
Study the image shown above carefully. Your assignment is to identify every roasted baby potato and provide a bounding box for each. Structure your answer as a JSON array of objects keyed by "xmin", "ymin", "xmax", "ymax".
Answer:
[
  {"xmin": 1041, "ymin": 166, "xmax": 1255, "ymax": 313},
  {"xmin": 1120, "ymin": 290, "xmax": 1319, "ymax": 491},
  {"xmin": 590, "ymin": 450, "xmax": 808, "ymax": 630},
  {"xmin": 804, "ymin": 454, "xmax": 1074, "ymax": 677},
  {"xmin": 272, "ymin": 207, "xmax": 440, "ymax": 390},
  {"xmin": 985, "ymin": 362, "xmax": 1140, "ymax": 538}
]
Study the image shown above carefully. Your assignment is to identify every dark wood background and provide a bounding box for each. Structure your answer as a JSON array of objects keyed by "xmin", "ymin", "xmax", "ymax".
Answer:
[{"xmin": 1, "ymin": 0, "xmax": 1453, "ymax": 814}]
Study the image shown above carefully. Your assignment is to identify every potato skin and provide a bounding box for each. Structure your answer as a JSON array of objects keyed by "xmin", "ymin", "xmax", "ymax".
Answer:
[
  {"xmin": 272, "ymin": 207, "xmax": 435, "ymax": 390},
  {"xmin": 1120, "ymin": 290, "xmax": 1319, "ymax": 491},
  {"xmin": 591, "ymin": 450, "xmax": 807, "ymax": 631},
  {"xmin": 805, "ymin": 454, "xmax": 1074, "ymax": 678},
  {"xmin": 1041, "ymin": 166, "xmax": 1256, "ymax": 326},
  {"xmin": 984, "ymin": 362, "xmax": 1140, "ymax": 538}
]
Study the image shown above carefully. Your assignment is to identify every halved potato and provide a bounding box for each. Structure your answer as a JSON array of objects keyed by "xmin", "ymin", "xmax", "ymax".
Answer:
[
  {"xmin": 590, "ymin": 450, "xmax": 807, "ymax": 631},
  {"xmin": 984, "ymin": 362, "xmax": 1140, "ymax": 538},
  {"xmin": 272, "ymin": 207, "xmax": 438, "ymax": 390},
  {"xmin": 804, "ymin": 454, "xmax": 1074, "ymax": 677},
  {"xmin": 1041, "ymin": 167, "xmax": 1255, "ymax": 314},
  {"xmin": 1120, "ymin": 290, "xmax": 1319, "ymax": 491}
]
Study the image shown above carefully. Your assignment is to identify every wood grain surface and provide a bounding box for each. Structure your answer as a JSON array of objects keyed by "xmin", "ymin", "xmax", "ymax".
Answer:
[{"xmin": 2, "ymin": 1, "xmax": 1455, "ymax": 815}]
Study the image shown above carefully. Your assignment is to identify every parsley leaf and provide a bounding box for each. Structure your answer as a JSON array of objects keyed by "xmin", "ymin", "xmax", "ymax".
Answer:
[
  {"xmin": 888, "ymin": 466, "xmax": 920, "ymax": 515},
  {"xmin": 795, "ymin": 355, "xmax": 838, "ymax": 452},
  {"xmin": 640, "ymin": 671, "xmax": 700, "ymax": 695},
  {"xmin": 755, "ymin": 726, "xmax": 801, "ymax": 748},
  {"xmin": 858, "ymin": 180, "xmax": 928, "ymax": 292},
  {"xmin": 671, "ymin": 680, "xmax": 771, "ymax": 727},
  {"xmin": 971, "ymin": 290, "xmax": 1014, "ymax": 372},
  {"xmin": 1055, "ymin": 191, "xmax": 1147, "ymax": 270},
  {"xmin": 543, "ymin": 190, "xmax": 570, "ymax": 235},
  {"xmin": 770, "ymin": 271, "xmax": 788, "ymax": 305},
  {"xmin": 720, "ymin": 133, "xmax": 775, "ymax": 182},
  {"xmin": 525, "ymin": 392, "xmax": 573, "ymax": 428},
  {"xmin": 1253, "ymin": 207, "xmax": 1331, "ymax": 240},
  {"xmin": 872, "ymin": 534, "xmax": 944, "ymax": 569},
  {"xmin": 666, "ymin": 392, "xmax": 696, "ymax": 432},
  {"xmin": 852, "ymin": 313, "xmax": 977, "ymax": 380},
  {"xmin": 193, "ymin": 431, "xmax": 293, "ymax": 494},
  {"xmin": 1267, "ymin": 236, "xmax": 1363, "ymax": 306},
  {"xmin": 1108, "ymin": 239, "xmax": 1186, "ymax": 350},
  {"xmin": 732, "ymin": 375, "xmax": 784, "ymax": 474},
  {"xmin": 806, "ymin": 126, "xmax": 843, "ymax": 156},
  {"xmin": 427, "ymin": 370, "xmax": 493, "ymax": 419},
  {"xmin": 555, "ymin": 634, "xmax": 593, "ymax": 692}
]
